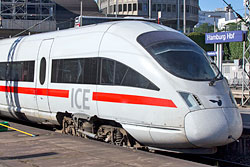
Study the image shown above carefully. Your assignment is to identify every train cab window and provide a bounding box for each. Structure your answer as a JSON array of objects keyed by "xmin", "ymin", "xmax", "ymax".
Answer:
[
  {"xmin": 0, "ymin": 61, "xmax": 34, "ymax": 82},
  {"xmin": 40, "ymin": 57, "xmax": 46, "ymax": 85},
  {"xmin": 137, "ymin": 31, "xmax": 217, "ymax": 81}
]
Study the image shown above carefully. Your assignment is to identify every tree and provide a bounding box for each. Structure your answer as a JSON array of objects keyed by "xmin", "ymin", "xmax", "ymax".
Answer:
[
  {"xmin": 222, "ymin": 22, "xmax": 241, "ymax": 31},
  {"xmin": 187, "ymin": 32, "xmax": 213, "ymax": 52},
  {"xmin": 194, "ymin": 23, "xmax": 214, "ymax": 33}
]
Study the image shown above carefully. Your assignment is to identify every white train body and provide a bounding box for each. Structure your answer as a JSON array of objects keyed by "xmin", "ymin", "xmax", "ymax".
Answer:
[{"xmin": 0, "ymin": 21, "xmax": 242, "ymax": 153}]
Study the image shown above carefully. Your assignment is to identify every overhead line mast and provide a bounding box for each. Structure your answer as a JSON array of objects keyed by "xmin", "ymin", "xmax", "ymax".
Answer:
[{"xmin": 222, "ymin": 0, "xmax": 250, "ymax": 106}]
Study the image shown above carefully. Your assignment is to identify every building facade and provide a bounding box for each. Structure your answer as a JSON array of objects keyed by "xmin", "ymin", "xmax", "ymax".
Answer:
[
  {"xmin": 196, "ymin": 8, "xmax": 236, "ymax": 28},
  {"xmin": 0, "ymin": 0, "xmax": 101, "ymax": 36},
  {"xmin": 97, "ymin": 0, "xmax": 199, "ymax": 31},
  {"xmin": 0, "ymin": 0, "xmax": 57, "ymax": 32}
]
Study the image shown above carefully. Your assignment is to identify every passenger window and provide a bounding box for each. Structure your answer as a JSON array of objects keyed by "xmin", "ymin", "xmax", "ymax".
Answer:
[
  {"xmin": 115, "ymin": 61, "xmax": 129, "ymax": 85},
  {"xmin": 23, "ymin": 61, "xmax": 35, "ymax": 82},
  {"xmin": 0, "ymin": 63, "xmax": 6, "ymax": 80},
  {"xmin": 51, "ymin": 58, "xmax": 99, "ymax": 84},
  {"xmin": 113, "ymin": 59, "xmax": 159, "ymax": 91},
  {"xmin": 0, "ymin": 61, "xmax": 34, "ymax": 82},
  {"xmin": 121, "ymin": 68, "xmax": 151, "ymax": 89},
  {"xmin": 50, "ymin": 57, "xmax": 159, "ymax": 91},
  {"xmin": 84, "ymin": 58, "xmax": 98, "ymax": 84},
  {"xmin": 40, "ymin": 57, "xmax": 46, "ymax": 85},
  {"xmin": 51, "ymin": 59, "xmax": 83, "ymax": 84},
  {"xmin": 101, "ymin": 59, "xmax": 114, "ymax": 85}
]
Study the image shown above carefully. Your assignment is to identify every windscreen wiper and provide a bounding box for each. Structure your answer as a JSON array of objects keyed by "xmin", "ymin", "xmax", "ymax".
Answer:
[{"xmin": 209, "ymin": 63, "xmax": 222, "ymax": 86}]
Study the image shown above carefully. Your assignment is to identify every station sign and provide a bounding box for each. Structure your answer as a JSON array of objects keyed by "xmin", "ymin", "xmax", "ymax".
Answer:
[
  {"xmin": 205, "ymin": 31, "xmax": 246, "ymax": 44},
  {"xmin": 207, "ymin": 51, "xmax": 217, "ymax": 57}
]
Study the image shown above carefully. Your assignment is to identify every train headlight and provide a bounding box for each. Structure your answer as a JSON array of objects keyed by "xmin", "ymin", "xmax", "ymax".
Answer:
[{"xmin": 178, "ymin": 92, "xmax": 204, "ymax": 111}]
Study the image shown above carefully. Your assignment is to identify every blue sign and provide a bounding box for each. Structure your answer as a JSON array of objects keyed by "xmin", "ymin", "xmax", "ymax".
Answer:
[
  {"xmin": 205, "ymin": 31, "xmax": 246, "ymax": 44},
  {"xmin": 207, "ymin": 51, "xmax": 217, "ymax": 57}
]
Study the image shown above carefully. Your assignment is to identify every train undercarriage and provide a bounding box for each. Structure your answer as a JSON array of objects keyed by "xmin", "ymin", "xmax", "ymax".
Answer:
[{"xmin": 60, "ymin": 113, "xmax": 142, "ymax": 149}]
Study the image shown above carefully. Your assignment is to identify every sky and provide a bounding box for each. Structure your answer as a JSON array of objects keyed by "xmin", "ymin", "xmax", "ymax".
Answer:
[{"xmin": 199, "ymin": 0, "xmax": 245, "ymax": 16}]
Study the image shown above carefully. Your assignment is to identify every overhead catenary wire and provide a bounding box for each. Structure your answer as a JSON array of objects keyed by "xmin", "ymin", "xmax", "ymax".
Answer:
[{"xmin": 222, "ymin": 0, "xmax": 248, "ymax": 27}]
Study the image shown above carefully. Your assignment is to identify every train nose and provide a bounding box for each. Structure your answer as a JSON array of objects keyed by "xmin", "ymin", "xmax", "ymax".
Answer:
[{"xmin": 184, "ymin": 108, "xmax": 243, "ymax": 148}]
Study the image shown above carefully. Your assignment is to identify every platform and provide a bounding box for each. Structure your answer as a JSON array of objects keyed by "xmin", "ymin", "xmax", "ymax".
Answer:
[
  {"xmin": 0, "ymin": 118, "xmax": 211, "ymax": 167},
  {"xmin": 239, "ymin": 108, "xmax": 250, "ymax": 129}
]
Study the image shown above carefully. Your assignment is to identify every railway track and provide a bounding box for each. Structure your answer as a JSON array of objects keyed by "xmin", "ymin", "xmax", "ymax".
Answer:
[
  {"xmin": 155, "ymin": 151, "xmax": 250, "ymax": 167},
  {"xmin": 199, "ymin": 156, "xmax": 250, "ymax": 167}
]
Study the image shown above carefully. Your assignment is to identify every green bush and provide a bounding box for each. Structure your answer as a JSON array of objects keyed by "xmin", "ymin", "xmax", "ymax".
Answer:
[
  {"xmin": 187, "ymin": 32, "xmax": 213, "ymax": 52},
  {"xmin": 223, "ymin": 42, "xmax": 249, "ymax": 60}
]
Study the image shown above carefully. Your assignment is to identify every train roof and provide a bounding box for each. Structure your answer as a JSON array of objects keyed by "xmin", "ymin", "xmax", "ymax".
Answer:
[{"xmin": 0, "ymin": 21, "xmax": 183, "ymax": 44}]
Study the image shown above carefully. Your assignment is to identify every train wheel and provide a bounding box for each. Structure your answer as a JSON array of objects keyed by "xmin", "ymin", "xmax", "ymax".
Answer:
[
  {"xmin": 62, "ymin": 116, "xmax": 76, "ymax": 136},
  {"xmin": 96, "ymin": 125, "xmax": 133, "ymax": 147}
]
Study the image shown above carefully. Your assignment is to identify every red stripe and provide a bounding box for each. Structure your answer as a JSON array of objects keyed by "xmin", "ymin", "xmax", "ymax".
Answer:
[
  {"xmin": 93, "ymin": 92, "xmax": 177, "ymax": 108},
  {"xmin": 0, "ymin": 86, "xmax": 69, "ymax": 98}
]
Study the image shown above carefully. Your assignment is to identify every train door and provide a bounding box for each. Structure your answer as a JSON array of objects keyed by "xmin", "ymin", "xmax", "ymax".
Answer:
[{"xmin": 36, "ymin": 39, "xmax": 54, "ymax": 112}]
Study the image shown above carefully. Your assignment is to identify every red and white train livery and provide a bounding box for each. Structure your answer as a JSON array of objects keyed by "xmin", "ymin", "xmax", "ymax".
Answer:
[{"xmin": 0, "ymin": 21, "xmax": 242, "ymax": 153}]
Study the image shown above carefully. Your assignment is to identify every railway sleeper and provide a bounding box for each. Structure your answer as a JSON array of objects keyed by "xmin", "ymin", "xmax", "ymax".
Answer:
[{"xmin": 61, "ymin": 114, "xmax": 143, "ymax": 149}]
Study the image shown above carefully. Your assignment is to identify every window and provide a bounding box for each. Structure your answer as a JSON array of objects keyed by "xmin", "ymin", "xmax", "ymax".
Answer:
[
  {"xmin": 172, "ymin": 4, "xmax": 176, "ymax": 12},
  {"xmin": 119, "ymin": 4, "xmax": 122, "ymax": 12},
  {"xmin": 114, "ymin": 61, "xmax": 128, "ymax": 85},
  {"xmin": 167, "ymin": 4, "xmax": 171, "ymax": 12},
  {"xmin": 143, "ymin": 3, "xmax": 148, "ymax": 12},
  {"xmin": 51, "ymin": 58, "xmax": 99, "ymax": 84},
  {"xmin": 51, "ymin": 58, "xmax": 159, "ymax": 91},
  {"xmin": 133, "ymin": 3, "xmax": 137, "ymax": 11},
  {"xmin": 84, "ymin": 58, "xmax": 99, "ymax": 84},
  {"xmin": 195, "ymin": 7, "xmax": 198, "ymax": 15},
  {"xmin": 101, "ymin": 59, "xmax": 114, "ymax": 85},
  {"xmin": 137, "ymin": 31, "xmax": 217, "ymax": 81},
  {"xmin": 40, "ymin": 58, "xmax": 46, "ymax": 85},
  {"xmin": 0, "ymin": 61, "xmax": 35, "ymax": 82},
  {"xmin": 186, "ymin": 5, "xmax": 189, "ymax": 13},
  {"xmin": 161, "ymin": 4, "xmax": 166, "ymax": 12},
  {"xmin": 138, "ymin": 3, "xmax": 142, "ymax": 11},
  {"xmin": 52, "ymin": 59, "xmax": 83, "ymax": 84},
  {"xmin": 152, "ymin": 4, "xmax": 156, "ymax": 11},
  {"xmin": 0, "ymin": 63, "xmax": 6, "ymax": 80},
  {"xmin": 157, "ymin": 4, "xmax": 161, "ymax": 12},
  {"xmin": 128, "ymin": 4, "xmax": 132, "ymax": 11},
  {"xmin": 101, "ymin": 58, "xmax": 159, "ymax": 91},
  {"xmin": 123, "ymin": 4, "xmax": 127, "ymax": 12},
  {"xmin": 113, "ymin": 5, "xmax": 116, "ymax": 13}
]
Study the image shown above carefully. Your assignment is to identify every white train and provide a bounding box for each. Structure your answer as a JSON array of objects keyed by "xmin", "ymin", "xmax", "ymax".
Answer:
[{"xmin": 0, "ymin": 21, "xmax": 243, "ymax": 154}]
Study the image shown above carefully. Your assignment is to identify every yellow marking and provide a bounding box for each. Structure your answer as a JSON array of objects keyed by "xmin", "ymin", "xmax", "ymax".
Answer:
[{"xmin": 0, "ymin": 123, "xmax": 36, "ymax": 137}]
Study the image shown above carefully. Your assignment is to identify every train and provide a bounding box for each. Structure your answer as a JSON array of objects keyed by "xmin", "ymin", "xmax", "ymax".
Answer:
[{"xmin": 0, "ymin": 21, "xmax": 243, "ymax": 154}]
